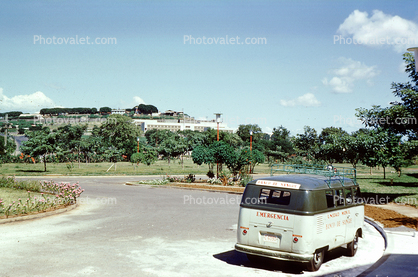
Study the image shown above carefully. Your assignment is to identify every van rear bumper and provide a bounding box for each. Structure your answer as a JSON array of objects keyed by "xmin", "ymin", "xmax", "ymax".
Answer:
[{"xmin": 235, "ymin": 243, "xmax": 312, "ymax": 262}]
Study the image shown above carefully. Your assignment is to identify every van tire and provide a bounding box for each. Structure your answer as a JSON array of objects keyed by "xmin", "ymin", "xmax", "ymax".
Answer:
[
  {"xmin": 347, "ymin": 231, "xmax": 359, "ymax": 257},
  {"xmin": 306, "ymin": 249, "xmax": 324, "ymax": 271}
]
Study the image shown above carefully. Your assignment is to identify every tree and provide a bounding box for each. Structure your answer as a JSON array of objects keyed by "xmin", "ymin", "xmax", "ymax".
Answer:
[
  {"xmin": 178, "ymin": 130, "xmax": 206, "ymax": 152},
  {"xmin": 356, "ymin": 53, "xmax": 418, "ymax": 139},
  {"xmin": 96, "ymin": 114, "xmax": 141, "ymax": 157},
  {"xmin": 99, "ymin": 107, "xmax": 112, "ymax": 114},
  {"xmin": 192, "ymin": 144, "xmax": 214, "ymax": 171},
  {"xmin": 357, "ymin": 129, "xmax": 408, "ymax": 178},
  {"xmin": 54, "ymin": 124, "xmax": 87, "ymax": 163},
  {"xmin": 0, "ymin": 136, "xmax": 17, "ymax": 157},
  {"xmin": 236, "ymin": 124, "xmax": 263, "ymax": 143},
  {"xmin": 319, "ymin": 127, "xmax": 349, "ymax": 144},
  {"xmin": 293, "ymin": 126, "xmax": 319, "ymax": 158},
  {"xmin": 20, "ymin": 127, "xmax": 56, "ymax": 171},
  {"xmin": 158, "ymin": 135, "xmax": 187, "ymax": 165},
  {"xmin": 202, "ymin": 128, "xmax": 243, "ymax": 147},
  {"xmin": 136, "ymin": 104, "xmax": 158, "ymax": 114},
  {"xmin": 130, "ymin": 152, "xmax": 143, "ymax": 165},
  {"xmin": 264, "ymin": 125, "xmax": 294, "ymax": 161},
  {"xmin": 141, "ymin": 147, "xmax": 158, "ymax": 166},
  {"xmin": 271, "ymin": 125, "xmax": 291, "ymax": 142}
]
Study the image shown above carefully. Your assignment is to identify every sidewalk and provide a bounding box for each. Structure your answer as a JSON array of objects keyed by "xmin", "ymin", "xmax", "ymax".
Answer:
[
  {"xmin": 359, "ymin": 227, "xmax": 418, "ymax": 277},
  {"xmin": 374, "ymin": 203, "xmax": 418, "ymax": 220},
  {"xmin": 357, "ymin": 202, "xmax": 417, "ymax": 277}
]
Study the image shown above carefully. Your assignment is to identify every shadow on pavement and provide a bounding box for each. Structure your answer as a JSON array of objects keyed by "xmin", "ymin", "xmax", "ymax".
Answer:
[{"xmin": 213, "ymin": 247, "xmax": 353, "ymax": 274}]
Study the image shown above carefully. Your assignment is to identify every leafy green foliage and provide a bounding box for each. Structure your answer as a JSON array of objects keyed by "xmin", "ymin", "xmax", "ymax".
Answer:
[
  {"xmin": 40, "ymin": 107, "xmax": 97, "ymax": 115},
  {"xmin": 136, "ymin": 104, "xmax": 158, "ymax": 114},
  {"xmin": 130, "ymin": 153, "xmax": 143, "ymax": 165},
  {"xmin": 236, "ymin": 124, "xmax": 263, "ymax": 143},
  {"xmin": 20, "ymin": 127, "xmax": 56, "ymax": 171},
  {"xmin": 356, "ymin": 53, "xmax": 418, "ymax": 139},
  {"xmin": 99, "ymin": 107, "xmax": 112, "ymax": 114},
  {"xmin": 95, "ymin": 114, "xmax": 141, "ymax": 157},
  {"xmin": 293, "ymin": 126, "xmax": 319, "ymax": 157}
]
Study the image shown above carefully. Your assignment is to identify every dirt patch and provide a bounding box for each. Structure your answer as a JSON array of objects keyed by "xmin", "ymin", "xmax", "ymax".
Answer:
[{"xmin": 365, "ymin": 205, "xmax": 417, "ymax": 230}]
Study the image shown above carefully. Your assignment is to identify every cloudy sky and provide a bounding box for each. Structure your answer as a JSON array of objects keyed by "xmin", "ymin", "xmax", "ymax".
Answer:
[{"xmin": 1, "ymin": 0, "xmax": 418, "ymax": 135}]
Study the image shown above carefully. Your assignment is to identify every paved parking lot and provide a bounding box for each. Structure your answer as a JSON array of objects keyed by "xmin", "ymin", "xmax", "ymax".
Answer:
[{"xmin": 1, "ymin": 177, "xmax": 385, "ymax": 276}]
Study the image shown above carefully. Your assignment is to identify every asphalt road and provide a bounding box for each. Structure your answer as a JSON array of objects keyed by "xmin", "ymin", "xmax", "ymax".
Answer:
[{"xmin": 1, "ymin": 176, "xmax": 385, "ymax": 277}]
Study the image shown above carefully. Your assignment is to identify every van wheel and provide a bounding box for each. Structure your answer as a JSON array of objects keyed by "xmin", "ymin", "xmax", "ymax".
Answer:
[
  {"xmin": 246, "ymin": 254, "xmax": 263, "ymax": 263},
  {"xmin": 307, "ymin": 249, "xmax": 324, "ymax": 271},
  {"xmin": 347, "ymin": 231, "xmax": 359, "ymax": 257}
]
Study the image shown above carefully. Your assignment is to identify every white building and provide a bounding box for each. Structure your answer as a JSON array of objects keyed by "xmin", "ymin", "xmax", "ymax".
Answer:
[
  {"xmin": 111, "ymin": 109, "xmax": 127, "ymax": 115},
  {"xmin": 133, "ymin": 118, "xmax": 234, "ymax": 133}
]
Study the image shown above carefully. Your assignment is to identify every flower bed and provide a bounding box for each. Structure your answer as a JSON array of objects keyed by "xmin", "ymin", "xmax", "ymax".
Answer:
[{"xmin": 0, "ymin": 178, "xmax": 84, "ymax": 219}]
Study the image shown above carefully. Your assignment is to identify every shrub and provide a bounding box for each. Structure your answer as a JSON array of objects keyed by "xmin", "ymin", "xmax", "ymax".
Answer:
[
  {"xmin": 239, "ymin": 173, "xmax": 253, "ymax": 187},
  {"xmin": 206, "ymin": 170, "xmax": 215, "ymax": 179},
  {"xmin": 185, "ymin": 174, "xmax": 195, "ymax": 183},
  {"xmin": 207, "ymin": 178, "xmax": 222, "ymax": 185},
  {"xmin": 138, "ymin": 179, "xmax": 169, "ymax": 185},
  {"xmin": 165, "ymin": 175, "xmax": 182, "ymax": 182},
  {"xmin": 218, "ymin": 171, "xmax": 231, "ymax": 186}
]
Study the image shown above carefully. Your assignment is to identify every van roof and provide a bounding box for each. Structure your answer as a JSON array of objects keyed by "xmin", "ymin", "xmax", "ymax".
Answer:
[{"xmin": 250, "ymin": 174, "xmax": 357, "ymax": 191}]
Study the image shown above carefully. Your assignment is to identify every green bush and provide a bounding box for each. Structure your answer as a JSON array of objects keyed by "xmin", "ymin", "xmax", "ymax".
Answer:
[{"xmin": 0, "ymin": 176, "xmax": 41, "ymax": 192}]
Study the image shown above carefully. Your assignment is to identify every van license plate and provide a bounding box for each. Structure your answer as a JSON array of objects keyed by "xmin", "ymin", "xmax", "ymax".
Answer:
[{"xmin": 263, "ymin": 234, "xmax": 278, "ymax": 243}]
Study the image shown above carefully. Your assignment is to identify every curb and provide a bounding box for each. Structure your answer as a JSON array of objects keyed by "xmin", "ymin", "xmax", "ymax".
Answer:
[
  {"xmin": 125, "ymin": 182, "xmax": 245, "ymax": 195},
  {"xmin": 364, "ymin": 216, "xmax": 388, "ymax": 249},
  {"xmin": 0, "ymin": 204, "xmax": 78, "ymax": 225},
  {"xmin": 357, "ymin": 217, "xmax": 389, "ymax": 277}
]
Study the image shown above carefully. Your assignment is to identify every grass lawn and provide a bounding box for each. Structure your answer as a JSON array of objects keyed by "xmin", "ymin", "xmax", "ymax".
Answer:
[
  {"xmin": 1, "ymin": 160, "xmax": 417, "ymax": 207},
  {"xmin": 356, "ymin": 173, "xmax": 418, "ymax": 207},
  {"xmin": 0, "ymin": 159, "xmax": 273, "ymax": 176},
  {"xmin": 0, "ymin": 187, "xmax": 43, "ymax": 207}
]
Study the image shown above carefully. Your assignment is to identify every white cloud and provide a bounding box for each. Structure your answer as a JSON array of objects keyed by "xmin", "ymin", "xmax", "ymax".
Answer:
[
  {"xmin": 133, "ymin": 96, "xmax": 146, "ymax": 104},
  {"xmin": 322, "ymin": 57, "xmax": 379, "ymax": 93},
  {"xmin": 0, "ymin": 88, "xmax": 55, "ymax": 112},
  {"xmin": 337, "ymin": 10, "xmax": 418, "ymax": 52},
  {"xmin": 280, "ymin": 93, "xmax": 321, "ymax": 107}
]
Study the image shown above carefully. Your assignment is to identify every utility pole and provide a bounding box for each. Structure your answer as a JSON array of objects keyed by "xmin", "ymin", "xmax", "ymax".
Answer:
[
  {"xmin": 214, "ymin": 113, "xmax": 222, "ymax": 178},
  {"xmin": 4, "ymin": 114, "xmax": 7, "ymax": 147}
]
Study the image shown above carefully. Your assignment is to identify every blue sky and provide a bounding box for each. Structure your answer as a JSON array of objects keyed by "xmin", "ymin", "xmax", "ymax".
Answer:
[{"xmin": 1, "ymin": 0, "xmax": 418, "ymax": 135}]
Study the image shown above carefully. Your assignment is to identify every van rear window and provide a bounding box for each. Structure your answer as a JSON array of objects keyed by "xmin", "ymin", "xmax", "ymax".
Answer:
[{"xmin": 259, "ymin": 188, "xmax": 291, "ymax": 205}]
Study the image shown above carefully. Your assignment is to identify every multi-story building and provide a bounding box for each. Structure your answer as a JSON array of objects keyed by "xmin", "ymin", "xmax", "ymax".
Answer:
[{"xmin": 133, "ymin": 118, "xmax": 234, "ymax": 133}]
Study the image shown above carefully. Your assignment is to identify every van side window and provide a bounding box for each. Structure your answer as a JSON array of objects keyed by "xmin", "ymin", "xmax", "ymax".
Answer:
[
  {"xmin": 345, "ymin": 188, "xmax": 353, "ymax": 205},
  {"xmin": 325, "ymin": 190, "xmax": 334, "ymax": 208},
  {"xmin": 336, "ymin": 189, "xmax": 345, "ymax": 206},
  {"xmin": 352, "ymin": 186, "xmax": 361, "ymax": 204},
  {"xmin": 259, "ymin": 189, "xmax": 291, "ymax": 205}
]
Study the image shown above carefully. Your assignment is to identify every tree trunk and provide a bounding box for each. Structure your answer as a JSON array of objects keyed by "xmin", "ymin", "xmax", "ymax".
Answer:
[
  {"xmin": 383, "ymin": 167, "xmax": 386, "ymax": 179},
  {"xmin": 78, "ymin": 145, "xmax": 80, "ymax": 169}
]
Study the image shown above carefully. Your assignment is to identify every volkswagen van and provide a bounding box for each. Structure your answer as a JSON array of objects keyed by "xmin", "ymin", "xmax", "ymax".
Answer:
[{"xmin": 235, "ymin": 164, "xmax": 364, "ymax": 271}]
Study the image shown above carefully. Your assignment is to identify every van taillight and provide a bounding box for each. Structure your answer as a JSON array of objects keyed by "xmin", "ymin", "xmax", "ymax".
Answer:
[
  {"xmin": 293, "ymin": 237, "xmax": 298, "ymax": 243},
  {"xmin": 242, "ymin": 229, "xmax": 248, "ymax": 235}
]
